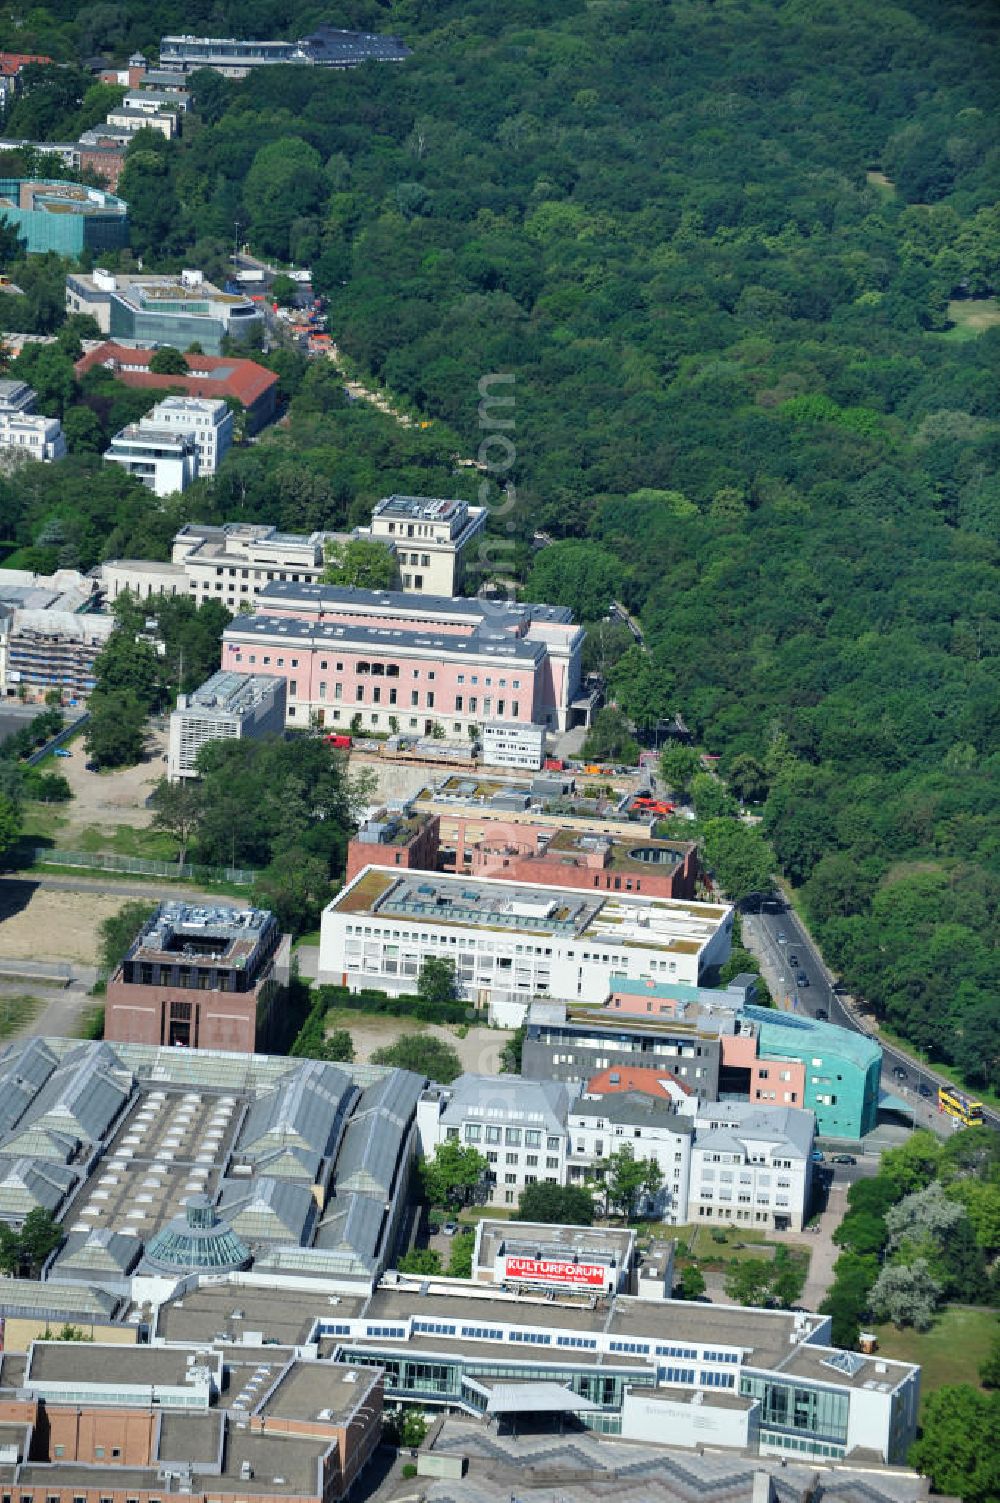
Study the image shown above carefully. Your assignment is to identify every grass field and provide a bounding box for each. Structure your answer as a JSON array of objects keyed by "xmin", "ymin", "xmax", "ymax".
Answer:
[
  {"xmin": 874, "ymin": 1306, "xmax": 996, "ymax": 1402},
  {"xmin": 0, "ymin": 994, "xmax": 41, "ymax": 1040},
  {"xmin": 939, "ymin": 298, "xmax": 1000, "ymax": 342},
  {"xmin": 865, "ymin": 169, "xmax": 896, "ymax": 194}
]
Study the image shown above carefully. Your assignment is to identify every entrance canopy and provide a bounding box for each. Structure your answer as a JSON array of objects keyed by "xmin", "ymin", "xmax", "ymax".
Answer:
[{"xmin": 485, "ymin": 1382, "xmax": 600, "ymax": 1417}]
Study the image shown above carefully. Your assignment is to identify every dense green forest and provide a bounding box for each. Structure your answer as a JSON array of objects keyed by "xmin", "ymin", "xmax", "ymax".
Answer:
[{"xmin": 0, "ymin": 0, "xmax": 997, "ymax": 1090}]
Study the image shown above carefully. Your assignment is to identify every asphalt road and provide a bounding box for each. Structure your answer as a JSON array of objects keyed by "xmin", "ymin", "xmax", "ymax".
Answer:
[{"xmin": 746, "ymin": 897, "xmax": 999, "ymax": 1135}]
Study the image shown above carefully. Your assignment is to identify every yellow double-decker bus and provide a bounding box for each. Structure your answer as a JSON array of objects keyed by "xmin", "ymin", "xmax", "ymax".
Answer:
[{"xmin": 938, "ymin": 1085, "xmax": 984, "ymax": 1127}]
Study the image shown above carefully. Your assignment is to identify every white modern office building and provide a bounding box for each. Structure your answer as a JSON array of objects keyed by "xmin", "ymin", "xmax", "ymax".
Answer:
[
  {"xmin": 167, "ymin": 670, "xmax": 286, "ymax": 781},
  {"xmin": 418, "ymin": 1073, "xmax": 574, "ymax": 1210},
  {"xmin": 104, "ymin": 419, "xmax": 199, "ymax": 497},
  {"xmin": 481, "ymin": 719, "xmax": 546, "ymax": 771},
  {"xmin": 688, "ymin": 1100, "xmax": 815, "ymax": 1232},
  {"xmin": 145, "ymin": 395, "xmax": 233, "ymax": 475},
  {"xmin": 319, "ymin": 868, "xmax": 733, "ymax": 1021}
]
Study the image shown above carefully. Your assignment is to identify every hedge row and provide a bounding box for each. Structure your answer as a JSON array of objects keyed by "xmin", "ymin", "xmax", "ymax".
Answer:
[{"xmin": 314, "ymin": 984, "xmax": 473, "ymax": 1026}]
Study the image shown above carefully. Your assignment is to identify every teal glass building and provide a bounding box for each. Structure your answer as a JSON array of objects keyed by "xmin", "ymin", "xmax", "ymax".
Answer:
[{"xmin": 0, "ymin": 178, "xmax": 128, "ymax": 256}]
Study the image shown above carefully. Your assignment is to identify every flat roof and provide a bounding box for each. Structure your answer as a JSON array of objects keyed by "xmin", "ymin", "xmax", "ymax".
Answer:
[
  {"xmin": 779, "ymin": 1344, "xmax": 917, "ymax": 1393},
  {"xmin": 156, "ymin": 1284, "xmax": 368, "ymax": 1346},
  {"xmin": 126, "ymin": 900, "xmax": 274, "ymax": 966},
  {"xmin": 259, "ymin": 1360, "xmax": 380, "ymax": 1424},
  {"xmin": 477, "ymin": 1220, "xmax": 635, "ymax": 1271},
  {"xmin": 366, "ymin": 1287, "xmax": 609, "ymax": 1333},
  {"xmin": 330, "ymin": 868, "xmax": 730, "ymax": 954},
  {"xmin": 227, "ymin": 613, "xmax": 546, "ymax": 663},
  {"xmin": 179, "ymin": 669, "xmax": 284, "ymax": 717},
  {"xmin": 220, "ymin": 1430, "xmax": 332, "ymax": 1496},
  {"xmin": 27, "ymin": 1342, "xmax": 215, "ymax": 1387}
]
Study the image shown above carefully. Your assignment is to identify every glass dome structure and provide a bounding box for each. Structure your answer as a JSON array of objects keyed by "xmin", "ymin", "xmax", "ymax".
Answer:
[{"xmin": 144, "ymin": 1194, "xmax": 251, "ymax": 1273}]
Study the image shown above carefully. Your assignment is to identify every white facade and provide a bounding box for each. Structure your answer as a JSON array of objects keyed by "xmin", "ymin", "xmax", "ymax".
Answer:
[
  {"xmin": 417, "ymin": 1073, "xmax": 572, "ymax": 1211},
  {"xmin": 620, "ymin": 1388, "xmax": 758, "ymax": 1450},
  {"xmin": 567, "ymin": 1093, "xmax": 693, "ymax": 1224},
  {"xmin": 105, "ymin": 105, "xmax": 177, "ymax": 137},
  {"xmin": 167, "ymin": 670, "xmax": 286, "ymax": 781},
  {"xmin": 689, "ymin": 1102, "xmax": 814, "ymax": 1233},
  {"xmin": 369, "ymin": 494, "xmax": 488, "ymax": 596},
  {"xmin": 146, "ymin": 395, "xmax": 233, "ymax": 475},
  {"xmin": 0, "ymin": 410, "xmax": 66, "ymax": 462},
  {"xmin": 320, "ymin": 868, "xmax": 733, "ymax": 1021},
  {"xmin": 104, "ymin": 422, "xmax": 198, "ymax": 497},
  {"xmin": 0, "ymin": 380, "xmax": 66, "ymax": 462},
  {"xmin": 481, "ymin": 720, "xmax": 546, "ymax": 771}
]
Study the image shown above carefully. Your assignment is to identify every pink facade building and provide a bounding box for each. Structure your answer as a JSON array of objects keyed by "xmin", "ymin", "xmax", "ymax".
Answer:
[{"xmin": 221, "ymin": 582, "xmax": 586, "ymax": 736}]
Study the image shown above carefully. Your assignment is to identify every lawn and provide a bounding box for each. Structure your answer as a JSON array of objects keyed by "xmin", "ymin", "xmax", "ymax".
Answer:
[
  {"xmin": 937, "ymin": 298, "xmax": 1000, "ymax": 343},
  {"xmin": 71, "ymin": 824, "xmax": 180, "ymax": 861},
  {"xmin": 0, "ymin": 994, "xmax": 41, "ymax": 1040},
  {"xmin": 681, "ymin": 1224, "xmax": 773, "ymax": 1263},
  {"xmin": 874, "ymin": 1306, "xmax": 995, "ymax": 1402}
]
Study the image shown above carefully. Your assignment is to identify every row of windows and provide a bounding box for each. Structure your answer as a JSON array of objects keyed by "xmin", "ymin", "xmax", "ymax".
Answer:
[
  {"xmin": 509, "ymin": 1330, "xmax": 552, "ymax": 1345},
  {"xmin": 701, "ymin": 1370, "xmax": 737, "ymax": 1388},
  {"xmin": 610, "ymin": 1340, "xmax": 649, "ymax": 1355},
  {"xmin": 412, "ymin": 1321, "xmax": 456, "ymax": 1335},
  {"xmin": 462, "ymin": 1325, "xmax": 504, "ymax": 1340}
]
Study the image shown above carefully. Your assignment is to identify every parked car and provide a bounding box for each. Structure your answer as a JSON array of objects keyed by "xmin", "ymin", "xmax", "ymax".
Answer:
[
  {"xmin": 796, "ymin": 971, "xmax": 810, "ymax": 987},
  {"xmin": 810, "ymin": 1150, "xmax": 825, "ymax": 1163},
  {"xmin": 788, "ymin": 953, "xmax": 799, "ymax": 967},
  {"xmin": 918, "ymin": 1083, "xmax": 933, "ymax": 1099},
  {"xmin": 832, "ymin": 1154, "xmax": 857, "ymax": 1165},
  {"xmin": 427, "ymin": 1221, "xmax": 440, "ymax": 1236},
  {"xmin": 815, "ymin": 1009, "xmax": 828, "ymax": 1021},
  {"xmin": 776, "ymin": 930, "xmax": 787, "ymax": 945},
  {"xmin": 53, "ymin": 748, "xmax": 71, "ymax": 757},
  {"xmin": 442, "ymin": 1221, "xmax": 459, "ymax": 1237},
  {"xmin": 892, "ymin": 1065, "xmax": 908, "ymax": 1081}
]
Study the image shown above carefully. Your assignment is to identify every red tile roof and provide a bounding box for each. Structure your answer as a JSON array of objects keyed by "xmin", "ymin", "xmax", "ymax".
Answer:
[
  {"xmin": 74, "ymin": 341, "xmax": 279, "ymax": 410},
  {"xmin": 0, "ymin": 53, "xmax": 52, "ymax": 76},
  {"xmin": 585, "ymin": 1065, "xmax": 693, "ymax": 1099}
]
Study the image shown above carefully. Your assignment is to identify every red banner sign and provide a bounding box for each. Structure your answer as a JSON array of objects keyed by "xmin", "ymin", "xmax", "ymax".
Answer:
[{"xmin": 505, "ymin": 1256, "xmax": 607, "ymax": 1288}]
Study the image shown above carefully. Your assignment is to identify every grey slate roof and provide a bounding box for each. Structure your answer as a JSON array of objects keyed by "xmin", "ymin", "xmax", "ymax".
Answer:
[
  {"xmin": 570, "ymin": 1092, "xmax": 694, "ymax": 1134},
  {"xmin": 694, "ymin": 1101, "xmax": 814, "ymax": 1159},
  {"xmin": 439, "ymin": 1073, "xmax": 571, "ymax": 1135}
]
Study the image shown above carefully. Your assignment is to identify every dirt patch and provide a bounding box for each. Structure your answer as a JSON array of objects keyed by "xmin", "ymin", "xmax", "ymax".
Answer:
[
  {"xmin": 54, "ymin": 728, "xmax": 167, "ymax": 834},
  {"xmin": 324, "ymin": 1008, "xmax": 512, "ymax": 1074},
  {"xmin": 865, "ymin": 169, "xmax": 895, "ymax": 192},
  {"xmin": 0, "ymin": 886, "xmax": 127, "ymax": 964}
]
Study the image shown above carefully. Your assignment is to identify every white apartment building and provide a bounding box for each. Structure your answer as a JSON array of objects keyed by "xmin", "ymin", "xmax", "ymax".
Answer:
[
  {"xmin": 0, "ymin": 379, "xmax": 66, "ymax": 462},
  {"xmin": 481, "ymin": 720, "xmax": 546, "ymax": 771},
  {"xmin": 319, "ymin": 868, "xmax": 733, "ymax": 1022},
  {"xmin": 566, "ymin": 1091, "xmax": 694, "ymax": 1223},
  {"xmin": 104, "ymin": 420, "xmax": 198, "ymax": 497},
  {"xmin": 689, "ymin": 1101, "xmax": 814, "ymax": 1232},
  {"xmin": 145, "ymin": 395, "xmax": 233, "ymax": 475},
  {"xmin": 369, "ymin": 494, "xmax": 487, "ymax": 596},
  {"xmin": 167, "ymin": 670, "xmax": 286, "ymax": 781},
  {"xmin": 105, "ymin": 104, "xmax": 177, "ymax": 137},
  {"xmin": 417, "ymin": 1073, "xmax": 573, "ymax": 1210}
]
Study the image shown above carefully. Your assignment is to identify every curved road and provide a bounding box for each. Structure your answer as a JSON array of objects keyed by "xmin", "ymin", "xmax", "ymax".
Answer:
[{"xmin": 745, "ymin": 897, "xmax": 999, "ymax": 1135}]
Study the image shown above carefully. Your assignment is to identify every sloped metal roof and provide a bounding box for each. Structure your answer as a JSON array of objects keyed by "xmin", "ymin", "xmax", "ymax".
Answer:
[
  {"xmin": 237, "ymin": 1059, "xmax": 355, "ymax": 1160},
  {"xmin": 313, "ymin": 1192, "xmax": 384, "ymax": 1272},
  {"xmin": 14, "ymin": 1042, "xmax": 131, "ymax": 1146},
  {"xmin": 218, "ymin": 1176, "xmax": 315, "ymax": 1245},
  {"xmin": 49, "ymin": 1227, "xmax": 142, "ymax": 1279},
  {"xmin": 352, "ymin": 1070, "xmax": 423, "ymax": 1127},
  {"xmin": 334, "ymin": 1110, "xmax": 406, "ymax": 1200},
  {"xmin": 0, "ymin": 1038, "xmax": 58, "ymax": 1135},
  {"xmin": 0, "ymin": 1155, "xmax": 77, "ymax": 1218}
]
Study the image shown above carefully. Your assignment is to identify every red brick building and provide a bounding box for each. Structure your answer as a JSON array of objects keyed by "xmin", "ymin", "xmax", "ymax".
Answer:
[
  {"xmin": 346, "ymin": 806, "xmax": 698, "ymax": 900},
  {"xmin": 74, "ymin": 342, "xmax": 280, "ymax": 433},
  {"xmin": 104, "ymin": 900, "xmax": 290, "ymax": 1054}
]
